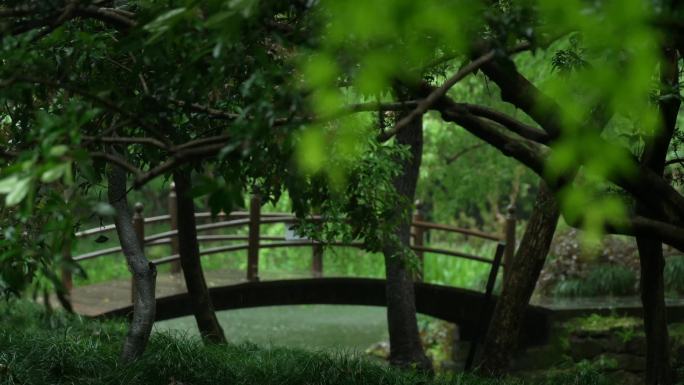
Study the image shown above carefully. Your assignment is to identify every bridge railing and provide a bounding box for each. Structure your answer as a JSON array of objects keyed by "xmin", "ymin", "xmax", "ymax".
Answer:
[{"xmin": 63, "ymin": 186, "xmax": 516, "ymax": 299}]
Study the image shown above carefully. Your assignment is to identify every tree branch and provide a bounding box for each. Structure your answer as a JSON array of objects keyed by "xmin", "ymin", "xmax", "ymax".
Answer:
[
  {"xmin": 74, "ymin": 5, "xmax": 137, "ymax": 30},
  {"xmin": 0, "ymin": 5, "xmax": 38, "ymax": 18},
  {"xmin": 83, "ymin": 136, "xmax": 168, "ymax": 150},
  {"xmin": 459, "ymin": 103, "xmax": 549, "ymax": 144},
  {"xmin": 445, "ymin": 143, "xmax": 485, "ymax": 164},
  {"xmin": 665, "ymin": 157, "xmax": 684, "ymax": 166},
  {"xmin": 0, "ymin": 149, "xmax": 18, "ymax": 159},
  {"xmin": 172, "ymin": 134, "xmax": 231, "ymax": 152},
  {"xmin": 438, "ymin": 105, "xmax": 549, "ymax": 173},
  {"xmin": 378, "ymin": 50, "xmax": 497, "ymax": 142},
  {"xmin": 345, "ymin": 100, "xmax": 419, "ymax": 113},
  {"xmin": 560, "ymin": 212, "xmax": 684, "ymax": 253},
  {"xmin": 134, "ymin": 142, "xmax": 235, "ymax": 187},
  {"xmin": 171, "ymin": 99, "xmax": 240, "ymax": 120},
  {"xmin": 91, "ymin": 151, "xmax": 142, "ymax": 178},
  {"xmin": 473, "ymin": 44, "xmax": 565, "ymax": 140}
]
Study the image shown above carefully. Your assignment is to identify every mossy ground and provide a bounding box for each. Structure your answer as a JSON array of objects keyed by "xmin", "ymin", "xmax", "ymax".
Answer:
[{"xmin": 564, "ymin": 314, "xmax": 642, "ymax": 334}]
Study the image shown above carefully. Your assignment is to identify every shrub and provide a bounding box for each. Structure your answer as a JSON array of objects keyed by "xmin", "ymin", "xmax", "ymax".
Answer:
[
  {"xmin": 550, "ymin": 264, "xmax": 637, "ymax": 298},
  {"xmin": 539, "ymin": 229, "xmax": 640, "ymax": 298}
]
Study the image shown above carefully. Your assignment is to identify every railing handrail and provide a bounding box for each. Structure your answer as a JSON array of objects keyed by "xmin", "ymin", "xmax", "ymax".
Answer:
[
  {"xmin": 73, "ymin": 235, "xmax": 287, "ymax": 262},
  {"xmin": 150, "ymin": 240, "xmax": 366, "ymax": 266},
  {"xmin": 74, "ymin": 236, "xmax": 496, "ymax": 264},
  {"xmin": 412, "ymin": 220, "xmax": 503, "ymax": 241},
  {"xmin": 145, "ymin": 240, "xmax": 499, "ymax": 268},
  {"xmin": 72, "ymin": 209, "xmax": 505, "ymax": 268},
  {"xmin": 75, "ymin": 212, "xmax": 501, "ymax": 241},
  {"xmin": 74, "ymin": 211, "xmax": 297, "ymax": 237}
]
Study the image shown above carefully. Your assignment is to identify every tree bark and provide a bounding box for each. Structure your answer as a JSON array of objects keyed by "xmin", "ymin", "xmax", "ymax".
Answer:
[
  {"xmin": 108, "ymin": 160, "xmax": 157, "ymax": 362},
  {"xmin": 637, "ymin": 235, "xmax": 672, "ymax": 385},
  {"xmin": 635, "ymin": 44, "xmax": 679, "ymax": 385},
  {"xmin": 382, "ymin": 100, "xmax": 432, "ymax": 371},
  {"xmin": 173, "ymin": 168, "xmax": 227, "ymax": 344},
  {"xmin": 477, "ymin": 181, "xmax": 559, "ymax": 375}
]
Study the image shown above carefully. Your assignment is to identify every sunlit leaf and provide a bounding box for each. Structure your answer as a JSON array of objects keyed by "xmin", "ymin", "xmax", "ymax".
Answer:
[
  {"xmin": 5, "ymin": 177, "xmax": 31, "ymax": 207},
  {"xmin": 40, "ymin": 164, "xmax": 66, "ymax": 183},
  {"xmin": 297, "ymin": 127, "xmax": 326, "ymax": 174},
  {"xmin": 93, "ymin": 202, "xmax": 116, "ymax": 217},
  {"xmin": 0, "ymin": 176, "xmax": 18, "ymax": 194},
  {"xmin": 48, "ymin": 145, "xmax": 68, "ymax": 158}
]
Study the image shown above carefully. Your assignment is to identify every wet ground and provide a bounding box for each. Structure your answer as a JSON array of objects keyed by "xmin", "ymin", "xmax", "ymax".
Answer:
[{"xmin": 155, "ymin": 305, "xmax": 390, "ymax": 352}]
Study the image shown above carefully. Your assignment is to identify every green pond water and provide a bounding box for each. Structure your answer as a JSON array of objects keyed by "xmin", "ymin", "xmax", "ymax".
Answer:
[{"xmin": 154, "ymin": 305, "xmax": 390, "ymax": 352}]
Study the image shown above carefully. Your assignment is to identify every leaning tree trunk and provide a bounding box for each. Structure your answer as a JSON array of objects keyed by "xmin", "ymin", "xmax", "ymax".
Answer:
[
  {"xmin": 477, "ymin": 181, "xmax": 559, "ymax": 375},
  {"xmin": 635, "ymin": 44, "xmax": 680, "ymax": 385},
  {"xmin": 381, "ymin": 100, "xmax": 432, "ymax": 371},
  {"xmin": 173, "ymin": 168, "xmax": 227, "ymax": 344},
  {"xmin": 108, "ymin": 161, "xmax": 157, "ymax": 362}
]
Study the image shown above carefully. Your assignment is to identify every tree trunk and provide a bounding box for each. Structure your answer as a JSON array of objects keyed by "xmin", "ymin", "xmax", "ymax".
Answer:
[
  {"xmin": 477, "ymin": 181, "xmax": 559, "ymax": 375},
  {"xmin": 635, "ymin": 44, "xmax": 679, "ymax": 385},
  {"xmin": 637, "ymin": 235, "xmax": 672, "ymax": 384},
  {"xmin": 382, "ymin": 101, "xmax": 432, "ymax": 371},
  {"xmin": 173, "ymin": 168, "xmax": 227, "ymax": 344},
  {"xmin": 108, "ymin": 161, "xmax": 157, "ymax": 362}
]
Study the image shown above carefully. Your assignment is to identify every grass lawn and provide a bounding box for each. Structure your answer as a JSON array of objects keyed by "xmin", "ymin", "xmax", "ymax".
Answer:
[{"xmin": 0, "ymin": 300, "xmax": 608, "ymax": 385}]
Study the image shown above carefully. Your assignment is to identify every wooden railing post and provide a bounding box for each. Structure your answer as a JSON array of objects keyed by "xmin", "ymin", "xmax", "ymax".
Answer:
[
  {"xmin": 465, "ymin": 242, "xmax": 505, "ymax": 371},
  {"xmin": 311, "ymin": 212, "xmax": 324, "ymax": 278},
  {"xmin": 503, "ymin": 203, "xmax": 516, "ymax": 281},
  {"xmin": 412, "ymin": 201, "xmax": 425, "ymax": 282},
  {"xmin": 132, "ymin": 202, "xmax": 145, "ymax": 303},
  {"xmin": 247, "ymin": 193, "xmax": 261, "ymax": 282},
  {"xmin": 168, "ymin": 183, "xmax": 182, "ymax": 274}
]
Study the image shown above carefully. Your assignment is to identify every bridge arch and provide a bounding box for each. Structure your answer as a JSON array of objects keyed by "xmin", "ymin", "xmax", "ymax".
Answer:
[{"xmin": 100, "ymin": 277, "xmax": 551, "ymax": 345}]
